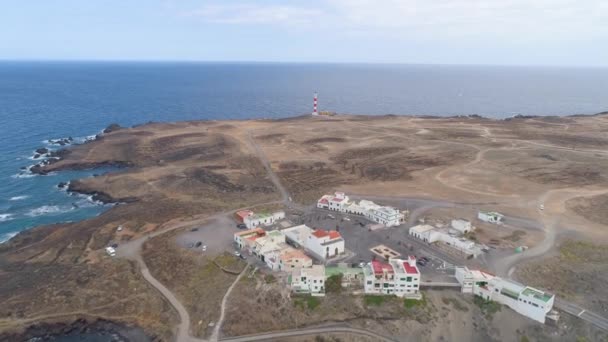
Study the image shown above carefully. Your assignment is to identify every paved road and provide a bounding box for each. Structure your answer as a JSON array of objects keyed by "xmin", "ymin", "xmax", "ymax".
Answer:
[
  {"xmin": 555, "ymin": 299, "xmax": 608, "ymax": 332},
  {"xmin": 219, "ymin": 325, "xmax": 397, "ymax": 342}
]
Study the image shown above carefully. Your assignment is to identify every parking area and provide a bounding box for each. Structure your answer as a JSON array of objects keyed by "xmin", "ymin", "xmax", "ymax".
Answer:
[{"xmin": 174, "ymin": 215, "xmax": 240, "ymax": 256}]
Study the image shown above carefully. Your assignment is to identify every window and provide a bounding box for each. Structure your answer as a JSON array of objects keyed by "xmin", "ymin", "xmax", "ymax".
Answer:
[
  {"xmin": 413, "ymin": 284, "xmax": 418, "ymax": 288},
  {"xmin": 400, "ymin": 278, "xmax": 406, "ymax": 281},
  {"xmin": 314, "ymin": 279, "xmax": 317, "ymax": 283},
  {"xmin": 367, "ymin": 281, "xmax": 372, "ymax": 285},
  {"xmin": 406, "ymin": 277, "xmax": 412, "ymax": 282}
]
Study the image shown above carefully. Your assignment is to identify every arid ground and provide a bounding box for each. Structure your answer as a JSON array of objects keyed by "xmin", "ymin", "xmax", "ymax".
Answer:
[{"xmin": 1, "ymin": 113, "xmax": 608, "ymax": 341}]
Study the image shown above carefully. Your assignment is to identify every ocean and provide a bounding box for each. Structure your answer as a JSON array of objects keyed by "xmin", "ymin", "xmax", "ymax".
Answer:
[{"xmin": 1, "ymin": 61, "xmax": 608, "ymax": 242}]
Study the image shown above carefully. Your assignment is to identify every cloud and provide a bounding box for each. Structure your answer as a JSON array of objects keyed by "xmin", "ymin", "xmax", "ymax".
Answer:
[
  {"xmin": 327, "ymin": 0, "xmax": 608, "ymax": 40},
  {"xmin": 183, "ymin": 4, "xmax": 323, "ymax": 25}
]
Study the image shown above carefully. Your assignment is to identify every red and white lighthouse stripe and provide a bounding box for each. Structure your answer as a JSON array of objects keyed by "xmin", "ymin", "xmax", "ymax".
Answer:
[{"xmin": 312, "ymin": 92, "xmax": 318, "ymax": 115}]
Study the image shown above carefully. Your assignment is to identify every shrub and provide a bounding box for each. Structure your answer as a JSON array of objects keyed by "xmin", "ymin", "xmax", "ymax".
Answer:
[{"xmin": 325, "ymin": 274, "xmax": 343, "ymax": 293}]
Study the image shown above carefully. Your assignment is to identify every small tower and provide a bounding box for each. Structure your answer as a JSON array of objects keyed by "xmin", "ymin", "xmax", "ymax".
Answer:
[{"xmin": 312, "ymin": 92, "xmax": 318, "ymax": 116}]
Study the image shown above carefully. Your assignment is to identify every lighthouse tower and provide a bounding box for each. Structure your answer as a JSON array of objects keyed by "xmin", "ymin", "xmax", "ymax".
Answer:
[{"xmin": 312, "ymin": 92, "xmax": 318, "ymax": 116}]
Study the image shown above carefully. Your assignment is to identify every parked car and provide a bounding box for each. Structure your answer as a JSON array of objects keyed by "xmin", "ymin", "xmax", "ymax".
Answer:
[
  {"xmin": 358, "ymin": 262, "xmax": 366, "ymax": 268},
  {"xmin": 111, "ymin": 243, "xmax": 118, "ymax": 249},
  {"xmin": 236, "ymin": 223, "xmax": 247, "ymax": 229},
  {"xmin": 202, "ymin": 245, "xmax": 207, "ymax": 252},
  {"xmin": 234, "ymin": 251, "xmax": 241, "ymax": 257},
  {"xmin": 420, "ymin": 256, "xmax": 430, "ymax": 262},
  {"xmin": 191, "ymin": 227, "xmax": 199, "ymax": 232},
  {"xmin": 358, "ymin": 222, "xmax": 365, "ymax": 227},
  {"xmin": 417, "ymin": 260, "xmax": 427, "ymax": 266},
  {"xmin": 239, "ymin": 254, "xmax": 246, "ymax": 260},
  {"xmin": 344, "ymin": 217, "xmax": 351, "ymax": 221},
  {"xmin": 195, "ymin": 241, "xmax": 202, "ymax": 248}
]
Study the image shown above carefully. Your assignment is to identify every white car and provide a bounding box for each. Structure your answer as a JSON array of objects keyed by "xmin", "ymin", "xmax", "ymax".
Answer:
[
  {"xmin": 358, "ymin": 262, "xmax": 366, "ymax": 268},
  {"xmin": 234, "ymin": 251, "xmax": 240, "ymax": 257},
  {"xmin": 539, "ymin": 204, "xmax": 545, "ymax": 210},
  {"xmin": 343, "ymin": 217, "xmax": 351, "ymax": 221}
]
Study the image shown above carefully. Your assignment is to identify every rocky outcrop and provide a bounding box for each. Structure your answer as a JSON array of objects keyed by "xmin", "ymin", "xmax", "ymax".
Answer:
[
  {"xmin": 67, "ymin": 180, "xmax": 138, "ymax": 204},
  {"xmin": 103, "ymin": 123, "xmax": 123, "ymax": 134},
  {"xmin": 35, "ymin": 147, "xmax": 49, "ymax": 155}
]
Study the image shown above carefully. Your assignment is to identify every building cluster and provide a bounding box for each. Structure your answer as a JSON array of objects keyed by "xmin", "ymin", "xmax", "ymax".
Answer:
[
  {"xmin": 317, "ymin": 192, "xmax": 406, "ymax": 227},
  {"xmin": 235, "ymin": 210, "xmax": 285, "ymax": 229},
  {"xmin": 234, "ymin": 228, "xmax": 313, "ymax": 271},
  {"xmin": 455, "ymin": 267, "xmax": 555, "ymax": 323},
  {"xmin": 409, "ymin": 219, "xmax": 483, "ymax": 258}
]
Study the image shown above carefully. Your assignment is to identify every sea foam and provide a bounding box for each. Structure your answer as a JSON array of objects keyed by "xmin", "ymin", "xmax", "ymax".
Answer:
[
  {"xmin": 0, "ymin": 231, "xmax": 18, "ymax": 244},
  {"xmin": 9, "ymin": 195, "xmax": 30, "ymax": 201},
  {"xmin": 26, "ymin": 205, "xmax": 72, "ymax": 217},
  {"xmin": 0, "ymin": 213, "xmax": 14, "ymax": 222}
]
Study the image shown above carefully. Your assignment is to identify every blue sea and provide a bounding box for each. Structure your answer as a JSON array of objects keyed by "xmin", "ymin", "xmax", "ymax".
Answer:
[{"xmin": 1, "ymin": 61, "xmax": 608, "ymax": 242}]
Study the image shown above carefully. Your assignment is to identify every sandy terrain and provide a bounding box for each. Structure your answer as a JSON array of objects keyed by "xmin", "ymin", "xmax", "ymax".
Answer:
[{"xmin": 2, "ymin": 113, "xmax": 608, "ymax": 340}]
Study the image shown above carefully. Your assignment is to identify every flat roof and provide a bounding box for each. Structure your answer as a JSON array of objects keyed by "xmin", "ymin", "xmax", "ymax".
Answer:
[
  {"xmin": 325, "ymin": 266, "xmax": 364, "ymax": 277},
  {"xmin": 371, "ymin": 260, "xmax": 394, "ymax": 275},
  {"xmin": 409, "ymin": 224, "xmax": 436, "ymax": 233},
  {"xmin": 522, "ymin": 287, "xmax": 553, "ymax": 302},
  {"xmin": 402, "ymin": 261, "xmax": 419, "ymax": 275}
]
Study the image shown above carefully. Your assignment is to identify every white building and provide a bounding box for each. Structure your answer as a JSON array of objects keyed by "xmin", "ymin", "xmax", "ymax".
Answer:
[
  {"xmin": 283, "ymin": 225, "xmax": 345, "ymax": 261},
  {"xmin": 317, "ymin": 192, "xmax": 405, "ymax": 227},
  {"xmin": 317, "ymin": 191, "xmax": 349, "ymax": 211},
  {"xmin": 363, "ymin": 256, "xmax": 421, "ymax": 298},
  {"xmin": 478, "ymin": 211, "xmax": 504, "ymax": 224},
  {"xmin": 455, "ymin": 267, "xmax": 555, "ymax": 323},
  {"xmin": 105, "ymin": 246, "xmax": 116, "ymax": 257},
  {"xmin": 251, "ymin": 230, "xmax": 288, "ymax": 270},
  {"xmin": 278, "ymin": 248, "xmax": 313, "ymax": 271},
  {"xmin": 307, "ymin": 228, "xmax": 345, "ymax": 260},
  {"xmin": 282, "ymin": 224, "xmax": 312, "ymax": 248},
  {"xmin": 409, "ymin": 225, "xmax": 482, "ymax": 258},
  {"xmin": 290, "ymin": 265, "xmax": 326, "ymax": 296},
  {"xmin": 244, "ymin": 211, "xmax": 285, "ymax": 229},
  {"xmin": 451, "ymin": 219, "xmax": 474, "ymax": 234}
]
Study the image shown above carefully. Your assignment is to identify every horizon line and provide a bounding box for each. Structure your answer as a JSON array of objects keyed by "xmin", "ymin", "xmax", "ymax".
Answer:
[{"xmin": 1, "ymin": 58, "xmax": 607, "ymax": 69}]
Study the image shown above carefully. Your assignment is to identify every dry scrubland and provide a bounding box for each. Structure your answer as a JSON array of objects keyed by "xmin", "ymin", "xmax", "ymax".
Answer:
[{"xmin": 1, "ymin": 113, "xmax": 608, "ymax": 340}]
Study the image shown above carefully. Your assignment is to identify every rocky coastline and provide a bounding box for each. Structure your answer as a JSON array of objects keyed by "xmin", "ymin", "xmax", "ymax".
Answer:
[
  {"xmin": 67, "ymin": 179, "xmax": 138, "ymax": 205},
  {"xmin": 0, "ymin": 318, "xmax": 155, "ymax": 342}
]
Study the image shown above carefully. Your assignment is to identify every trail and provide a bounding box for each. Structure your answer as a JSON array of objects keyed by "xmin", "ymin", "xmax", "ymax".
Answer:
[{"xmin": 210, "ymin": 265, "xmax": 249, "ymax": 341}]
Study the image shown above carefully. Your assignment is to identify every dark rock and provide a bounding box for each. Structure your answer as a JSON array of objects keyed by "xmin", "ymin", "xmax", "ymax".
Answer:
[
  {"xmin": 57, "ymin": 181, "xmax": 68, "ymax": 189},
  {"xmin": 33, "ymin": 154, "xmax": 41, "ymax": 159},
  {"xmin": 103, "ymin": 123, "xmax": 122, "ymax": 134},
  {"xmin": 35, "ymin": 147, "xmax": 49, "ymax": 154}
]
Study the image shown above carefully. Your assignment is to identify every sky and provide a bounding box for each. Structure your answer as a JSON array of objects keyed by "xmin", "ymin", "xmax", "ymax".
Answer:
[{"xmin": 1, "ymin": 0, "xmax": 607, "ymax": 66}]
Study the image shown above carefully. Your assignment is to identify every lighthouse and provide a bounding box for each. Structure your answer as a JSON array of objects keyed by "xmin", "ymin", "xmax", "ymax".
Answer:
[{"xmin": 312, "ymin": 92, "xmax": 318, "ymax": 116}]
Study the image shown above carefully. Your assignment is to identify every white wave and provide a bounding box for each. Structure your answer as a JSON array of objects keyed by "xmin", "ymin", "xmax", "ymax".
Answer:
[
  {"xmin": 9, "ymin": 195, "xmax": 30, "ymax": 201},
  {"xmin": 0, "ymin": 231, "xmax": 18, "ymax": 244},
  {"xmin": 0, "ymin": 213, "xmax": 14, "ymax": 222},
  {"xmin": 12, "ymin": 173, "xmax": 36, "ymax": 179},
  {"xmin": 26, "ymin": 205, "xmax": 73, "ymax": 217}
]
